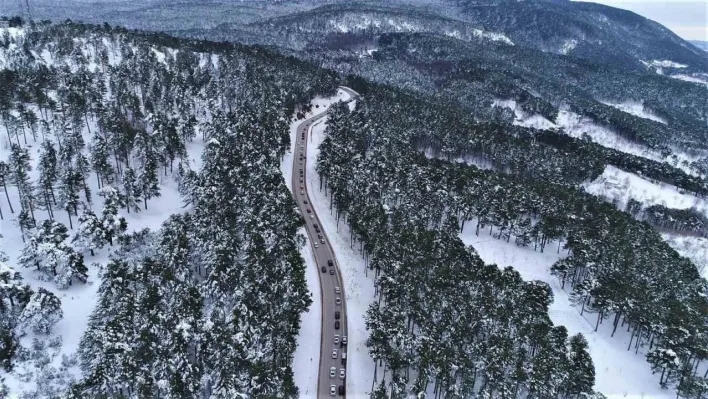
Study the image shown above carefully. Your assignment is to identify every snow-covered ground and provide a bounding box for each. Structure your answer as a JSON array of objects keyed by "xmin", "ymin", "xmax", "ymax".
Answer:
[
  {"xmin": 291, "ymin": 228, "xmax": 322, "ymax": 397},
  {"xmin": 583, "ymin": 165, "xmax": 707, "ymax": 215},
  {"xmin": 300, "ymin": 92, "xmax": 378, "ymax": 397},
  {"xmin": 460, "ymin": 224, "xmax": 673, "ymax": 398},
  {"xmin": 641, "ymin": 59, "xmax": 688, "ymax": 69},
  {"xmin": 670, "ymin": 74, "xmax": 708, "ymax": 87},
  {"xmin": 600, "ymin": 101, "xmax": 666, "ymax": 124}
]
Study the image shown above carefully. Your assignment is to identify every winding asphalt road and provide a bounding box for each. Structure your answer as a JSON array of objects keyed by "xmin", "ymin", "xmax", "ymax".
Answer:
[{"xmin": 291, "ymin": 87, "xmax": 357, "ymax": 398}]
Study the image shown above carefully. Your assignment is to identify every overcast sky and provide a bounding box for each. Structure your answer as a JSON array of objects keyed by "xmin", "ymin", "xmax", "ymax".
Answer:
[{"xmin": 575, "ymin": 0, "xmax": 707, "ymax": 41}]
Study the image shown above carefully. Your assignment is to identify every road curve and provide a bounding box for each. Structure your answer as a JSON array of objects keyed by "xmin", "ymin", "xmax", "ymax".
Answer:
[{"xmin": 292, "ymin": 87, "xmax": 357, "ymax": 398}]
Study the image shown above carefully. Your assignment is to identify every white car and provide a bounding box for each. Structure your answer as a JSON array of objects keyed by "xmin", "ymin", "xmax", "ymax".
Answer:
[
  {"xmin": 342, "ymin": 335, "xmax": 348, "ymax": 345},
  {"xmin": 330, "ymin": 385, "xmax": 336, "ymax": 396},
  {"xmin": 314, "ymin": 243, "xmax": 319, "ymax": 249},
  {"xmin": 330, "ymin": 367, "xmax": 336, "ymax": 378},
  {"xmin": 334, "ymin": 335, "xmax": 340, "ymax": 344},
  {"xmin": 332, "ymin": 349, "xmax": 338, "ymax": 359},
  {"xmin": 310, "ymin": 214, "xmax": 314, "ymax": 219},
  {"xmin": 339, "ymin": 369, "xmax": 346, "ymax": 379},
  {"xmin": 300, "ymin": 191, "xmax": 304, "ymax": 195},
  {"xmin": 335, "ymin": 287, "xmax": 340, "ymax": 294},
  {"xmin": 320, "ymin": 238, "xmax": 325, "ymax": 244},
  {"xmin": 335, "ymin": 297, "xmax": 341, "ymax": 305}
]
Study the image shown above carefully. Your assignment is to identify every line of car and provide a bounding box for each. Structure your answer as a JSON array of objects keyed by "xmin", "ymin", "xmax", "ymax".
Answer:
[{"xmin": 301, "ymin": 120, "xmax": 348, "ymax": 397}]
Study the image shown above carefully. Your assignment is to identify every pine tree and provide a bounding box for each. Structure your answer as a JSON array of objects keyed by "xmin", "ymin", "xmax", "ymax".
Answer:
[
  {"xmin": 8, "ymin": 144, "xmax": 35, "ymax": 222},
  {"xmin": 17, "ymin": 209, "xmax": 35, "ymax": 243},
  {"xmin": 139, "ymin": 156, "xmax": 160, "ymax": 210},
  {"xmin": 75, "ymin": 153, "xmax": 93, "ymax": 207},
  {"xmin": 565, "ymin": 334, "xmax": 595, "ymax": 397},
  {"xmin": 134, "ymin": 131, "xmax": 161, "ymax": 209},
  {"xmin": 97, "ymin": 186, "xmax": 127, "ymax": 245},
  {"xmin": 122, "ymin": 167, "xmax": 141, "ymax": 213},
  {"xmin": 17, "ymin": 288, "xmax": 62, "ymax": 334},
  {"xmin": 58, "ymin": 165, "xmax": 81, "ymax": 229},
  {"xmin": 36, "ymin": 140, "xmax": 59, "ymax": 220},
  {"xmin": 89, "ymin": 132, "xmax": 114, "ymax": 189},
  {"xmin": 0, "ymin": 161, "xmax": 15, "ymax": 214},
  {"xmin": 73, "ymin": 210, "xmax": 106, "ymax": 256},
  {"xmin": 19, "ymin": 220, "xmax": 88, "ymax": 289}
]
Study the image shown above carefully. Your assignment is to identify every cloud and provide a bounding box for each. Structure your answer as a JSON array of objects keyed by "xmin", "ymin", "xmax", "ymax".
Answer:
[{"xmin": 574, "ymin": 0, "xmax": 707, "ymax": 41}]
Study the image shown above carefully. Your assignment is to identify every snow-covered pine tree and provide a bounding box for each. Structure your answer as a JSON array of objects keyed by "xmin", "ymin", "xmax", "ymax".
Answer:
[
  {"xmin": 17, "ymin": 287, "xmax": 62, "ymax": 335},
  {"xmin": 18, "ymin": 220, "xmax": 87, "ymax": 289},
  {"xmin": 36, "ymin": 141, "xmax": 59, "ymax": 220},
  {"xmin": 122, "ymin": 167, "xmax": 141, "ymax": 213},
  {"xmin": 565, "ymin": 333, "xmax": 596, "ymax": 397},
  {"xmin": 135, "ymin": 131, "xmax": 161, "ymax": 210},
  {"xmin": 0, "ymin": 161, "xmax": 14, "ymax": 214},
  {"xmin": 89, "ymin": 131, "xmax": 114, "ymax": 189},
  {"xmin": 97, "ymin": 186, "xmax": 127, "ymax": 245},
  {"xmin": 74, "ymin": 153, "xmax": 92, "ymax": 207},
  {"xmin": 58, "ymin": 164, "xmax": 81, "ymax": 229},
  {"xmin": 8, "ymin": 144, "xmax": 35, "ymax": 222},
  {"xmin": 73, "ymin": 210, "xmax": 106, "ymax": 256}
]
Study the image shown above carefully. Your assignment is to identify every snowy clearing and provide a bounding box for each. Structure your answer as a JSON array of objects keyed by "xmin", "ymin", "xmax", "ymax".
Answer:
[
  {"xmin": 460, "ymin": 223, "xmax": 673, "ymax": 398},
  {"xmin": 600, "ymin": 101, "xmax": 667, "ymax": 124},
  {"xmin": 641, "ymin": 59, "xmax": 688, "ymax": 69},
  {"xmin": 583, "ymin": 165, "xmax": 707, "ymax": 215},
  {"xmin": 670, "ymin": 74, "xmax": 708, "ymax": 87}
]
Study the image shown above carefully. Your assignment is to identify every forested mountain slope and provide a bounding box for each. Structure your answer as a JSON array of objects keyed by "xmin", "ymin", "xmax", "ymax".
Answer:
[
  {"xmin": 451, "ymin": 0, "xmax": 707, "ymax": 70},
  {"xmin": 318, "ymin": 80, "xmax": 708, "ymax": 397},
  {"xmin": 0, "ymin": 20, "xmax": 338, "ymax": 397}
]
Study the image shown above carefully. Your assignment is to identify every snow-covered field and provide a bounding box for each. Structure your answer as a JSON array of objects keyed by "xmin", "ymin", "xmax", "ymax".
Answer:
[
  {"xmin": 460, "ymin": 224, "xmax": 673, "ymax": 398},
  {"xmin": 583, "ymin": 165, "xmax": 707, "ymax": 215},
  {"xmin": 300, "ymin": 92, "xmax": 379, "ymax": 397}
]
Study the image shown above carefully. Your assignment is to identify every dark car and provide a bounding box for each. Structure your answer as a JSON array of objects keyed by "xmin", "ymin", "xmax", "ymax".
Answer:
[
  {"xmin": 327, "ymin": 260, "xmax": 334, "ymax": 267},
  {"xmin": 329, "ymin": 268, "xmax": 335, "ymax": 275},
  {"xmin": 335, "ymin": 311, "xmax": 340, "ymax": 320},
  {"xmin": 313, "ymin": 223, "xmax": 319, "ymax": 229},
  {"xmin": 338, "ymin": 385, "xmax": 345, "ymax": 395},
  {"xmin": 334, "ymin": 321, "xmax": 340, "ymax": 330},
  {"xmin": 321, "ymin": 266, "xmax": 327, "ymax": 273}
]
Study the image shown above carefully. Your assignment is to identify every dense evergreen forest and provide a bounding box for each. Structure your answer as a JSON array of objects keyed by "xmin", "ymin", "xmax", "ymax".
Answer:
[
  {"xmin": 0, "ymin": 19, "xmax": 338, "ymax": 397},
  {"xmin": 316, "ymin": 81, "xmax": 708, "ymax": 397}
]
